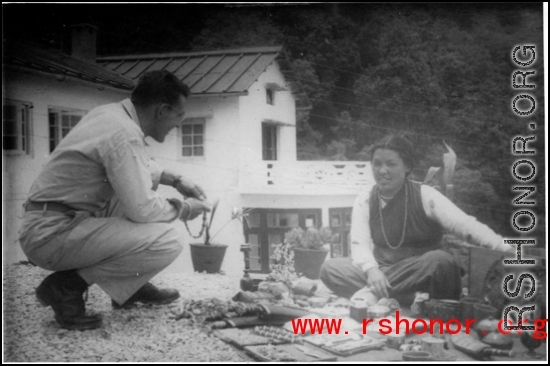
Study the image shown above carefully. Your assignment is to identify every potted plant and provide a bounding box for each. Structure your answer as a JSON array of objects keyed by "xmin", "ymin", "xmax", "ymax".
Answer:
[
  {"xmin": 285, "ymin": 226, "xmax": 334, "ymax": 280},
  {"xmin": 189, "ymin": 200, "xmax": 252, "ymax": 274},
  {"xmin": 263, "ymin": 241, "xmax": 299, "ymax": 300}
]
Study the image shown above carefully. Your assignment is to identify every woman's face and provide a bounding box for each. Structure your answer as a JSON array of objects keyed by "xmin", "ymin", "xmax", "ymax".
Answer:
[{"xmin": 372, "ymin": 148, "xmax": 410, "ymax": 197}]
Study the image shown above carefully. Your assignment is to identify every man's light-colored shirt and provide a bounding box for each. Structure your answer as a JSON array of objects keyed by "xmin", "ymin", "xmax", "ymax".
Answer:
[
  {"xmin": 27, "ymin": 99, "xmax": 179, "ymax": 223},
  {"xmin": 350, "ymin": 183, "xmax": 512, "ymax": 273}
]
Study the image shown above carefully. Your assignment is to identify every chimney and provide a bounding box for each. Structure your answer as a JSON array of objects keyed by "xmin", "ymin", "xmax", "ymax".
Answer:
[{"xmin": 70, "ymin": 23, "xmax": 98, "ymax": 63}]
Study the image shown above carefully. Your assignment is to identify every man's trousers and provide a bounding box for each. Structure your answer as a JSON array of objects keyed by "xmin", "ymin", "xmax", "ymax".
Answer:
[{"xmin": 19, "ymin": 199, "xmax": 183, "ymax": 305}]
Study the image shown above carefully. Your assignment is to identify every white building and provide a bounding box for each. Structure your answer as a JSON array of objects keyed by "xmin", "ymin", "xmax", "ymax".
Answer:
[
  {"xmin": 3, "ymin": 34, "xmax": 134, "ymax": 269},
  {"xmin": 3, "ymin": 27, "xmax": 374, "ymax": 277}
]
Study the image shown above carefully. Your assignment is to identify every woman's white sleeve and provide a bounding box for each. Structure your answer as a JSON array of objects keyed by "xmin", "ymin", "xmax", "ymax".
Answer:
[
  {"xmin": 421, "ymin": 185, "xmax": 512, "ymax": 252},
  {"xmin": 350, "ymin": 187, "xmax": 379, "ymax": 272}
]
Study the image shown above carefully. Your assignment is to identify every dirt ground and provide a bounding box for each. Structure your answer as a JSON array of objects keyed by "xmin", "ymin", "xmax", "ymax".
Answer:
[{"xmin": 3, "ymin": 263, "xmax": 245, "ymax": 362}]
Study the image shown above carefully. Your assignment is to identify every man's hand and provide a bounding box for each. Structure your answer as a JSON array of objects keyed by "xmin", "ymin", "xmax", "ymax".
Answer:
[
  {"xmin": 182, "ymin": 198, "xmax": 212, "ymax": 221},
  {"xmin": 365, "ymin": 267, "xmax": 392, "ymax": 299},
  {"xmin": 174, "ymin": 176, "xmax": 207, "ymax": 201}
]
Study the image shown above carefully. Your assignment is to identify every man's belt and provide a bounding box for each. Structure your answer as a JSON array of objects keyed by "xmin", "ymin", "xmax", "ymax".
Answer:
[{"xmin": 25, "ymin": 201, "xmax": 74, "ymax": 213}]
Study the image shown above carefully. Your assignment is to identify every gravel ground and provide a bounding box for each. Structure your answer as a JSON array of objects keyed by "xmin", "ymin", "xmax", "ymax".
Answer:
[{"xmin": 3, "ymin": 263, "xmax": 247, "ymax": 362}]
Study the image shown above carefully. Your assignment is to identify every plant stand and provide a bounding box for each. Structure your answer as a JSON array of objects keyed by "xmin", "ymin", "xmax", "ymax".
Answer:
[
  {"xmin": 292, "ymin": 248, "xmax": 328, "ymax": 280},
  {"xmin": 190, "ymin": 243, "xmax": 227, "ymax": 273}
]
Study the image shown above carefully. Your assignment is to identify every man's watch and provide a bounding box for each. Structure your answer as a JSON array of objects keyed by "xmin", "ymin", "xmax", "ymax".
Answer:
[{"xmin": 171, "ymin": 175, "xmax": 183, "ymax": 188}]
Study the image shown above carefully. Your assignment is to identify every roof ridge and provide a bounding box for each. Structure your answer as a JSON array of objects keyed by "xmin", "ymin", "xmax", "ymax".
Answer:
[{"xmin": 98, "ymin": 45, "xmax": 284, "ymax": 61}]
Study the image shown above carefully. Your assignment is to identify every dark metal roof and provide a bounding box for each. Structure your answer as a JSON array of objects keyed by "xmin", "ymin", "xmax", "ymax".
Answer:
[
  {"xmin": 98, "ymin": 46, "xmax": 282, "ymax": 96},
  {"xmin": 3, "ymin": 42, "xmax": 311, "ymax": 109},
  {"xmin": 98, "ymin": 46, "xmax": 311, "ymax": 109},
  {"xmin": 3, "ymin": 41, "xmax": 135, "ymax": 90}
]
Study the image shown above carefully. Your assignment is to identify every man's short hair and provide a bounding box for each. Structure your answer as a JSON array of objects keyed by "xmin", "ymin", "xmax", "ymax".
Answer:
[{"xmin": 131, "ymin": 70, "xmax": 190, "ymax": 107}]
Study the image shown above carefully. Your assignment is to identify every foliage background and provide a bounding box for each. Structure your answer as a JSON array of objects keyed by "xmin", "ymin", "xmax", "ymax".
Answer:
[{"xmin": 4, "ymin": 3, "xmax": 545, "ymax": 241}]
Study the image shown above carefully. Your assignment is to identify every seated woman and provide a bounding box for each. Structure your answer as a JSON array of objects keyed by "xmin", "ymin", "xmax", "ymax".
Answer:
[{"xmin": 320, "ymin": 134, "xmax": 512, "ymax": 306}]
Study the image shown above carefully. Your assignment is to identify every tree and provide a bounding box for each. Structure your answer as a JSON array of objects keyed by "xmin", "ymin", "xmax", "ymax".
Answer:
[{"xmin": 190, "ymin": 4, "xmax": 545, "ymax": 240}]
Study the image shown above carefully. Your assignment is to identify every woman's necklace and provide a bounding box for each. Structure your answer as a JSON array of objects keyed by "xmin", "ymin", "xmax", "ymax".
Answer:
[
  {"xmin": 377, "ymin": 183, "xmax": 408, "ymax": 250},
  {"xmin": 181, "ymin": 211, "xmax": 208, "ymax": 239}
]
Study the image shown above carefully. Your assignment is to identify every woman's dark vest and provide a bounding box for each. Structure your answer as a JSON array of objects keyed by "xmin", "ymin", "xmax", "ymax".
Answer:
[{"xmin": 369, "ymin": 179, "xmax": 443, "ymax": 266}]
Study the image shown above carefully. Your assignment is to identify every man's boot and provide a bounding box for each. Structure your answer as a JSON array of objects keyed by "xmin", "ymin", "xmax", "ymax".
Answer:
[
  {"xmin": 112, "ymin": 282, "xmax": 180, "ymax": 310},
  {"xmin": 36, "ymin": 270, "xmax": 102, "ymax": 330}
]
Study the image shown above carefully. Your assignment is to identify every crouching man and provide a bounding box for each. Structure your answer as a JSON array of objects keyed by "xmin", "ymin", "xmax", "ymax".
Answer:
[{"xmin": 19, "ymin": 70, "xmax": 211, "ymax": 330}]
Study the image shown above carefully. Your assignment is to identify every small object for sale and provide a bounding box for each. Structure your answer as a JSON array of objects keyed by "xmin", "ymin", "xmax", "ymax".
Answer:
[
  {"xmin": 258, "ymin": 282, "xmax": 290, "ymax": 298},
  {"xmin": 250, "ymin": 344, "xmax": 298, "ymax": 362},
  {"xmin": 321, "ymin": 336, "xmax": 384, "ymax": 356},
  {"xmin": 386, "ymin": 333, "xmax": 406, "ymax": 350},
  {"xmin": 367, "ymin": 305, "xmax": 390, "ymax": 318},
  {"xmin": 295, "ymin": 344, "xmax": 327, "ymax": 359},
  {"xmin": 350, "ymin": 287, "xmax": 379, "ymax": 322},
  {"xmin": 292, "ymin": 278, "xmax": 318, "ymax": 297},
  {"xmin": 402, "ymin": 351, "xmax": 433, "ymax": 361},
  {"xmin": 210, "ymin": 320, "xmax": 228, "ymax": 329},
  {"xmin": 295, "ymin": 300, "xmax": 309, "ymax": 308},
  {"xmin": 481, "ymin": 331, "xmax": 514, "ymax": 351},
  {"xmin": 410, "ymin": 292, "xmax": 429, "ymax": 316},
  {"xmin": 308, "ymin": 297, "xmax": 328, "ymax": 308},
  {"xmin": 254, "ymin": 325, "xmax": 302, "ymax": 344},
  {"xmin": 351, "ymin": 287, "xmax": 379, "ymax": 307},
  {"xmin": 451, "ymin": 333, "xmax": 516, "ymax": 360},
  {"xmin": 475, "ymin": 316, "xmax": 500, "ymax": 338},
  {"xmin": 421, "ymin": 336, "xmax": 446, "ymax": 357},
  {"xmin": 350, "ymin": 302, "xmax": 368, "ymax": 323},
  {"xmin": 232, "ymin": 291, "xmax": 276, "ymax": 303},
  {"xmin": 378, "ymin": 298, "xmax": 400, "ymax": 313}
]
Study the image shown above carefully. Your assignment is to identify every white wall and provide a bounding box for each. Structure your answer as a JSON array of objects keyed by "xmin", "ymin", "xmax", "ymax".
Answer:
[
  {"xmin": 2, "ymin": 68, "xmax": 129, "ymax": 265},
  {"xmin": 3, "ymin": 61, "xmax": 357, "ymax": 279},
  {"xmin": 152, "ymin": 62, "xmax": 302, "ymax": 277},
  {"xmin": 159, "ymin": 62, "xmax": 300, "ymax": 277},
  {"xmin": 145, "ymin": 95, "xmax": 248, "ymax": 276},
  {"xmin": 239, "ymin": 61, "xmax": 297, "ymax": 166},
  {"xmin": 2, "ymin": 68, "xmax": 249, "ymax": 276}
]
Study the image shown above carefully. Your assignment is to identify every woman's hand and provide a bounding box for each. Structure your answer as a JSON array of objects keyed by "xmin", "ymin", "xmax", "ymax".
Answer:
[{"xmin": 365, "ymin": 267, "xmax": 392, "ymax": 299}]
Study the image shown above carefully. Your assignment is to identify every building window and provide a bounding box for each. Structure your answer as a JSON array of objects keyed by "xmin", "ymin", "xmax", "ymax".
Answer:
[
  {"xmin": 180, "ymin": 118, "xmax": 205, "ymax": 157},
  {"xmin": 329, "ymin": 207, "xmax": 353, "ymax": 258},
  {"xmin": 243, "ymin": 208, "xmax": 322, "ymax": 273},
  {"xmin": 266, "ymin": 88, "xmax": 275, "ymax": 105},
  {"xmin": 3, "ymin": 99, "xmax": 32, "ymax": 154},
  {"xmin": 48, "ymin": 107, "xmax": 86, "ymax": 153},
  {"xmin": 262, "ymin": 123, "xmax": 277, "ymax": 161}
]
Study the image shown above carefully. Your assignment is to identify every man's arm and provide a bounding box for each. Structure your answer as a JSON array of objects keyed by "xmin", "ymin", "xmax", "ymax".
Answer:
[
  {"xmin": 104, "ymin": 132, "xmax": 182, "ymax": 223},
  {"xmin": 147, "ymin": 158, "xmax": 210, "ymax": 219},
  {"xmin": 158, "ymin": 168, "xmax": 207, "ymax": 201},
  {"xmin": 148, "ymin": 158, "xmax": 164, "ymax": 191}
]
